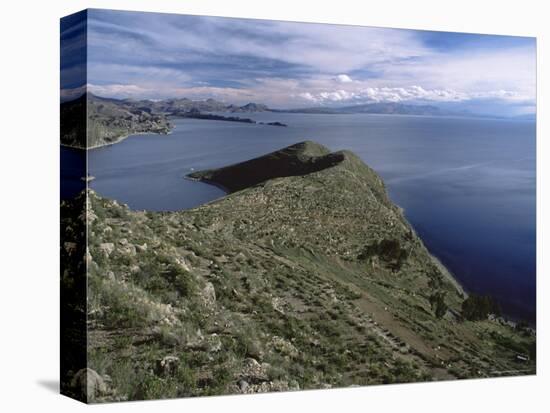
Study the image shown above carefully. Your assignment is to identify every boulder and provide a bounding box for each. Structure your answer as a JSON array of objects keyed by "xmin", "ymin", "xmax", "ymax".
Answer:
[
  {"xmin": 119, "ymin": 243, "xmax": 136, "ymax": 256},
  {"xmin": 240, "ymin": 358, "xmax": 270, "ymax": 383},
  {"xmin": 70, "ymin": 368, "xmax": 108, "ymax": 402},
  {"xmin": 155, "ymin": 355, "xmax": 180, "ymax": 377}
]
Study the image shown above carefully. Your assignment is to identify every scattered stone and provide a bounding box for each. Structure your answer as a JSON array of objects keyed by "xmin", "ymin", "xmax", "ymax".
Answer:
[
  {"xmin": 271, "ymin": 297, "xmax": 286, "ymax": 314},
  {"xmin": 207, "ymin": 333, "xmax": 222, "ymax": 352},
  {"xmin": 200, "ymin": 282, "xmax": 216, "ymax": 307},
  {"xmin": 136, "ymin": 243, "xmax": 148, "ymax": 252},
  {"xmin": 240, "ymin": 358, "xmax": 270, "ymax": 383},
  {"xmin": 270, "ymin": 336, "xmax": 299, "ymax": 358},
  {"xmin": 185, "ymin": 329, "xmax": 205, "ymax": 350},
  {"xmin": 237, "ymin": 379, "xmax": 249, "ymax": 392},
  {"xmin": 99, "ymin": 242, "xmax": 115, "ymax": 256},
  {"xmin": 119, "ymin": 243, "xmax": 136, "ymax": 256},
  {"xmin": 235, "ymin": 252, "xmax": 247, "ymax": 262}
]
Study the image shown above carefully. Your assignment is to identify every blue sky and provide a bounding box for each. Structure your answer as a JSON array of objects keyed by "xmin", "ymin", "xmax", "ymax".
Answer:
[{"xmin": 61, "ymin": 9, "xmax": 536, "ymax": 116}]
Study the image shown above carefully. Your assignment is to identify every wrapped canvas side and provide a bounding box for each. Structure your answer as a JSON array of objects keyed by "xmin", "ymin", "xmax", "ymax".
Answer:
[{"xmin": 60, "ymin": 10, "xmax": 88, "ymax": 403}]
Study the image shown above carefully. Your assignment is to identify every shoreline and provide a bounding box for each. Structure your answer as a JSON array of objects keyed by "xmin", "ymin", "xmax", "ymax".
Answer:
[
  {"xmin": 394, "ymin": 204, "xmax": 467, "ymax": 298},
  {"xmin": 184, "ymin": 174, "xmax": 232, "ymax": 195},
  {"xmin": 61, "ymin": 129, "xmax": 174, "ymax": 151},
  {"xmin": 61, "ymin": 112, "xmax": 290, "ymax": 151},
  {"xmin": 430, "ymin": 253, "xmax": 467, "ymax": 298}
]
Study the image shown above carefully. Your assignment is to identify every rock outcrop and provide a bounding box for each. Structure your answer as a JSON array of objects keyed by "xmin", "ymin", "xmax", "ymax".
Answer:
[{"xmin": 70, "ymin": 368, "xmax": 115, "ymax": 403}]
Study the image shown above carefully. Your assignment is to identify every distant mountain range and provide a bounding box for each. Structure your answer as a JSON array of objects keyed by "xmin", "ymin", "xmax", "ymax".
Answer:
[
  {"xmin": 278, "ymin": 102, "xmax": 538, "ymax": 120},
  {"xmin": 117, "ymin": 94, "xmax": 454, "ymax": 116},
  {"xmin": 275, "ymin": 102, "xmax": 451, "ymax": 116},
  {"xmin": 112, "ymin": 95, "xmax": 270, "ymax": 115},
  {"xmin": 64, "ymin": 91, "xmax": 465, "ymax": 118}
]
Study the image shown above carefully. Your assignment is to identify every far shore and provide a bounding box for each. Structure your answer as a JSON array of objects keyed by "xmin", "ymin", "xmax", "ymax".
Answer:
[{"xmin": 61, "ymin": 129, "xmax": 174, "ymax": 150}]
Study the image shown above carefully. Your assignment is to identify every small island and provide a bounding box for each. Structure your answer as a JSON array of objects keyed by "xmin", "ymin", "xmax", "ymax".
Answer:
[{"xmin": 177, "ymin": 109, "xmax": 287, "ymax": 127}]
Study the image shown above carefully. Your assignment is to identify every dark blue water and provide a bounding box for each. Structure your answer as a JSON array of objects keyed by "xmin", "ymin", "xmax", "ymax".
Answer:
[{"xmin": 77, "ymin": 114, "xmax": 535, "ymax": 322}]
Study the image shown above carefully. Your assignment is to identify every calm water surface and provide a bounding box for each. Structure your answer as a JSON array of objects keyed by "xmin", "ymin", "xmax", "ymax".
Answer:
[{"xmin": 72, "ymin": 113, "xmax": 535, "ymax": 321}]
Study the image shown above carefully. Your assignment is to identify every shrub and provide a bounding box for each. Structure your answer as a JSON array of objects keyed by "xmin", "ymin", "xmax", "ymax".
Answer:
[
  {"xmin": 358, "ymin": 239, "xmax": 408, "ymax": 271},
  {"xmin": 132, "ymin": 374, "xmax": 178, "ymax": 400},
  {"xmin": 461, "ymin": 294, "xmax": 500, "ymax": 321},
  {"xmin": 429, "ymin": 291, "xmax": 448, "ymax": 318}
]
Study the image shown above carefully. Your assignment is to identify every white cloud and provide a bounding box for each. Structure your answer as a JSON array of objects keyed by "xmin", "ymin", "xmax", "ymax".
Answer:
[
  {"xmin": 295, "ymin": 84, "xmax": 527, "ymax": 106},
  {"xmin": 87, "ymin": 83, "xmax": 153, "ymax": 97},
  {"xmin": 335, "ymin": 74, "xmax": 353, "ymax": 83},
  {"xmin": 377, "ymin": 47, "xmax": 536, "ymax": 103}
]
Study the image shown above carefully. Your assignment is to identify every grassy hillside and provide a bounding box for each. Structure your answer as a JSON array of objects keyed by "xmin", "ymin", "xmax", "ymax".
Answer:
[{"xmin": 63, "ymin": 142, "xmax": 535, "ymax": 402}]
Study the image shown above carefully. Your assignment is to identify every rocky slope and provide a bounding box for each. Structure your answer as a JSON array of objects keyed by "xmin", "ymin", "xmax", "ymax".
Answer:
[
  {"xmin": 63, "ymin": 141, "xmax": 535, "ymax": 402},
  {"xmin": 61, "ymin": 93, "xmax": 173, "ymax": 149}
]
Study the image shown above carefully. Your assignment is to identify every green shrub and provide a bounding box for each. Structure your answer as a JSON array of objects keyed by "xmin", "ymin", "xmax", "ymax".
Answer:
[
  {"xmin": 429, "ymin": 291, "xmax": 448, "ymax": 318},
  {"xmin": 462, "ymin": 294, "xmax": 500, "ymax": 321},
  {"xmin": 358, "ymin": 239, "xmax": 408, "ymax": 271},
  {"xmin": 132, "ymin": 374, "xmax": 178, "ymax": 400}
]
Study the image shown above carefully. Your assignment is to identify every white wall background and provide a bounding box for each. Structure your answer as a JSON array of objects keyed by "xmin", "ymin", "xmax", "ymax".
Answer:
[{"xmin": 0, "ymin": 0, "xmax": 546, "ymax": 411}]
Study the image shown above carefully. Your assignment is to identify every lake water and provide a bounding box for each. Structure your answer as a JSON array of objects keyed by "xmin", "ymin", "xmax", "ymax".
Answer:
[{"xmin": 64, "ymin": 113, "xmax": 536, "ymax": 322}]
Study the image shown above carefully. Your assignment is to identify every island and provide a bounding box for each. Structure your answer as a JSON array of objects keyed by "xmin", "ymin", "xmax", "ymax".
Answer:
[
  {"xmin": 61, "ymin": 141, "xmax": 535, "ymax": 402},
  {"xmin": 176, "ymin": 108, "xmax": 287, "ymax": 127}
]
